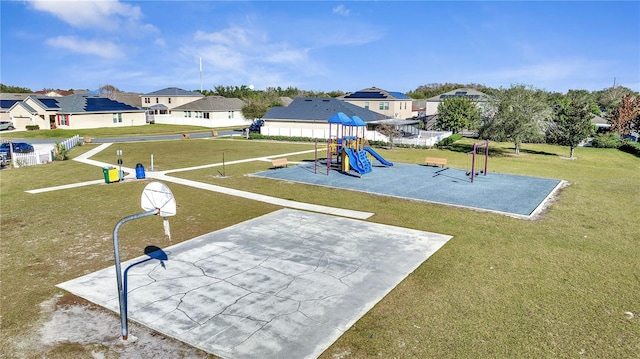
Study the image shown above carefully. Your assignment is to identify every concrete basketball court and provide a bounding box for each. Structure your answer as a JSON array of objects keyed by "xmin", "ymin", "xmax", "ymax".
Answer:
[{"xmin": 58, "ymin": 208, "xmax": 452, "ymax": 359}]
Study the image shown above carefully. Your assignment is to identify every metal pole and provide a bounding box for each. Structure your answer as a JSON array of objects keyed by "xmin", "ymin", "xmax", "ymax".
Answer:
[
  {"xmin": 484, "ymin": 140, "xmax": 489, "ymax": 176},
  {"xmin": 112, "ymin": 209, "xmax": 159, "ymax": 340}
]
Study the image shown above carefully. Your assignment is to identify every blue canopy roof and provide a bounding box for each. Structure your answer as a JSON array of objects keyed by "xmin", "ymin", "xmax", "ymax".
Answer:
[
  {"xmin": 350, "ymin": 116, "xmax": 366, "ymax": 127},
  {"xmin": 328, "ymin": 112, "xmax": 351, "ymax": 124}
]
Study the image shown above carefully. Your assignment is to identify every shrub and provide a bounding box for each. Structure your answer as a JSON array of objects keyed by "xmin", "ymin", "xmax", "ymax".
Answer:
[
  {"xmin": 436, "ymin": 133, "xmax": 463, "ymax": 147},
  {"xmin": 591, "ymin": 133, "xmax": 622, "ymax": 148},
  {"xmin": 25, "ymin": 125, "xmax": 40, "ymax": 131},
  {"xmin": 53, "ymin": 142, "xmax": 69, "ymax": 161},
  {"xmin": 619, "ymin": 141, "xmax": 640, "ymax": 157}
]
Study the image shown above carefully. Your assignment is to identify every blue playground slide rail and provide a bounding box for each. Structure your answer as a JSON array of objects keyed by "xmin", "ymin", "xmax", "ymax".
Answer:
[{"xmin": 364, "ymin": 147, "xmax": 393, "ymax": 166}]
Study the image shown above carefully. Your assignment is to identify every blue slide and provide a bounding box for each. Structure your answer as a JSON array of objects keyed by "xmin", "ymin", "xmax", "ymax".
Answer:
[
  {"xmin": 344, "ymin": 148, "xmax": 371, "ymax": 174},
  {"xmin": 364, "ymin": 147, "xmax": 393, "ymax": 166}
]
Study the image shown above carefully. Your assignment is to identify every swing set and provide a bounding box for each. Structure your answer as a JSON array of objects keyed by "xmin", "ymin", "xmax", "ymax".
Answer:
[{"xmin": 466, "ymin": 140, "xmax": 490, "ymax": 183}]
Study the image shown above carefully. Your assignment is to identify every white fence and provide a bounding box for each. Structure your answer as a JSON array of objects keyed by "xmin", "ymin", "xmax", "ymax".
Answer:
[
  {"xmin": 8, "ymin": 135, "xmax": 81, "ymax": 168},
  {"xmin": 11, "ymin": 150, "xmax": 53, "ymax": 168},
  {"xmin": 260, "ymin": 126, "xmax": 452, "ymax": 147}
]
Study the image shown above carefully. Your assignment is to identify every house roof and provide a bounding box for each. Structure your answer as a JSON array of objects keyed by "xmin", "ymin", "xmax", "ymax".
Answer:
[
  {"xmin": 591, "ymin": 113, "xmax": 610, "ymax": 127},
  {"xmin": 426, "ymin": 88, "xmax": 490, "ymax": 102},
  {"xmin": 8, "ymin": 101, "xmax": 38, "ymax": 114},
  {"xmin": 262, "ymin": 97, "xmax": 389, "ymax": 123},
  {"xmin": 142, "ymin": 87, "xmax": 204, "ymax": 97},
  {"xmin": 343, "ymin": 87, "xmax": 410, "ymax": 100},
  {"xmin": 172, "ymin": 96, "xmax": 245, "ymax": 111},
  {"xmin": 53, "ymin": 95, "xmax": 142, "ymax": 113},
  {"xmin": 1, "ymin": 93, "xmax": 34, "ymax": 110}
]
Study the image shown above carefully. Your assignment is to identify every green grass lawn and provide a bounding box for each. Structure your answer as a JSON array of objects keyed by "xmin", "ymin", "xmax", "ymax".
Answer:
[
  {"xmin": 0, "ymin": 137, "xmax": 638, "ymax": 358},
  {"xmin": 0, "ymin": 123, "xmax": 238, "ymax": 140}
]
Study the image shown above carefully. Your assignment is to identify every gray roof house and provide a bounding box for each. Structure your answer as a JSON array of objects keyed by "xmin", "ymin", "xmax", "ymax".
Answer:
[
  {"xmin": 260, "ymin": 97, "xmax": 389, "ymax": 139},
  {"xmin": 6, "ymin": 94, "xmax": 145, "ymax": 130},
  {"xmin": 425, "ymin": 88, "xmax": 492, "ymax": 116},
  {"xmin": 140, "ymin": 87, "xmax": 204, "ymax": 110},
  {"xmin": 341, "ymin": 87, "xmax": 413, "ymax": 119},
  {"xmin": 153, "ymin": 96, "xmax": 250, "ymax": 128}
]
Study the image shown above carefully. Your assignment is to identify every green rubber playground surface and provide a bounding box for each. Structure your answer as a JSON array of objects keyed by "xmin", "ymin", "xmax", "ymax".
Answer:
[{"xmin": 253, "ymin": 162, "xmax": 564, "ymax": 218}]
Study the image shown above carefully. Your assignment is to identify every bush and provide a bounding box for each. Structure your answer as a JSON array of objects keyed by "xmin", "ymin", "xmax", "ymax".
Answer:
[
  {"xmin": 53, "ymin": 142, "xmax": 69, "ymax": 161},
  {"xmin": 619, "ymin": 141, "xmax": 640, "ymax": 157},
  {"xmin": 591, "ymin": 133, "xmax": 622, "ymax": 148},
  {"xmin": 25, "ymin": 125, "xmax": 40, "ymax": 131},
  {"xmin": 436, "ymin": 133, "xmax": 463, "ymax": 147}
]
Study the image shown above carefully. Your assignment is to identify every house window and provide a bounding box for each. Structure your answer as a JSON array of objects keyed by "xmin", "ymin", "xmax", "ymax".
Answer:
[
  {"xmin": 379, "ymin": 102, "xmax": 389, "ymax": 111},
  {"xmin": 168, "ymin": 98, "xmax": 171, "ymax": 104},
  {"xmin": 185, "ymin": 111, "xmax": 191, "ymax": 118},
  {"xmin": 144, "ymin": 97, "xmax": 150, "ymax": 104},
  {"xmin": 364, "ymin": 102, "xmax": 369, "ymax": 110},
  {"xmin": 204, "ymin": 112, "xmax": 210, "ymax": 119},
  {"xmin": 228, "ymin": 111, "xmax": 234, "ymax": 119},
  {"xmin": 112, "ymin": 113, "xmax": 122, "ymax": 123},
  {"xmin": 385, "ymin": 102, "xmax": 389, "ymax": 110},
  {"xmin": 156, "ymin": 98, "xmax": 159, "ymax": 104},
  {"xmin": 59, "ymin": 114, "xmax": 69, "ymax": 126}
]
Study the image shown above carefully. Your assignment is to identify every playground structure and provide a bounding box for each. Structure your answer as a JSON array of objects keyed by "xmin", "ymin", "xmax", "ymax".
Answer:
[
  {"xmin": 466, "ymin": 140, "xmax": 490, "ymax": 183},
  {"xmin": 324, "ymin": 112, "xmax": 393, "ymax": 177}
]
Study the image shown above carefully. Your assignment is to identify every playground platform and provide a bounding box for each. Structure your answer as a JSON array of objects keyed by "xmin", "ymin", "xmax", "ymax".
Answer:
[{"xmin": 252, "ymin": 162, "xmax": 565, "ymax": 219}]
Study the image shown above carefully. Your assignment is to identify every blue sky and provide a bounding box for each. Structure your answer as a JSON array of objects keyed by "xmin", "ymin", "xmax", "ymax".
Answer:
[{"xmin": 1, "ymin": 1, "xmax": 638, "ymax": 94}]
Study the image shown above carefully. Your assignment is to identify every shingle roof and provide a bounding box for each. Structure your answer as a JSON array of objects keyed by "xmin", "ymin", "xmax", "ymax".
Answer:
[
  {"xmin": 8, "ymin": 101, "xmax": 37, "ymax": 113},
  {"xmin": 426, "ymin": 88, "xmax": 490, "ymax": 102},
  {"xmin": 54, "ymin": 95, "xmax": 143, "ymax": 113},
  {"xmin": 262, "ymin": 98, "xmax": 389, "ymax": 123},
  {"xmin": 142, "ymin": 87, "xmax": 204, "ymax": 97},
  {"xmin": 343, "ymin": 87, "xmax": 410, "ymax": 100},
  {"xmin": 172, "ymin": 96, "xmax": 246, "ymax": 111}
]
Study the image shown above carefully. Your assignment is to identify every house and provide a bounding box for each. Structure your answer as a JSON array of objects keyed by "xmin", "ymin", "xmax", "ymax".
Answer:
[
  {"xmin": 0, "ymin": 93, "xmax": 32, "ymax": 123},
  {"xmin": 140, "ymin": 87, "xmax": 204, "ymax": 122},
  {"xmin": 6, "ymin": 94, "xmax": 145, "ymax": 130},
  {"xmin": 261, "ymin": 97, "xmax": 389, "ymax": 140},
  {"xmin": 341, "ymin": 87, "xmax": 413, "ymax": 120},
  {"xmin": 160, "ymin": 96, "xmax": 250, "ymax": 128},
  {"xmin": 425, "ymin": 87, "xmax": 492, "ymax": 116}
]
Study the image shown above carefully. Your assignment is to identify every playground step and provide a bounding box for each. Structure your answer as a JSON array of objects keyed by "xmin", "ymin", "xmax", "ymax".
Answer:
[{"xmin": 357, "ymin": 150, "xmax": 372, "ymax": 174}]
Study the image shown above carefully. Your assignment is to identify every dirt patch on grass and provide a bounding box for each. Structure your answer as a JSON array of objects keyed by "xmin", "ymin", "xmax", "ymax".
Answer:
[{"xmin": 9, "ymin": 294, "xmax": 214, "ymax": 358}]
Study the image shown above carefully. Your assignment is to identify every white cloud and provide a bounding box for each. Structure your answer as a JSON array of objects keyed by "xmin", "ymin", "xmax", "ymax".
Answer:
[
  {"xmin": 194, "ymin": 28, "xmax": 250, "ymax": 47},
  {"xmin": 27, "ymin": 0, "xmax": 154, "ymax": 33},
  {"xmin": 45, "ymin": 36, "xmax": 122, "ymax": 59},
  {"xmin": 332, "ymin": 4, "xmax": 350, "ymax": 16}
]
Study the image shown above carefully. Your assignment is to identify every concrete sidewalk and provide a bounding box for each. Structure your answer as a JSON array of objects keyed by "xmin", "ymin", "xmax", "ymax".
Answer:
[
  {"xmin": 58, "ymin": 209, "xmax": 452, "ymax": 359},
  {"xmin": 27, "ymin": 143, "xmax": 373, "ymax": 219}
]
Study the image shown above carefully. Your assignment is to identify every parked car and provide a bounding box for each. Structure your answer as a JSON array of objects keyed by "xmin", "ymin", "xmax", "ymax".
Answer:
[
  {"xmin": 0, "ymin": 142, "xmax": 34, "ymax": 159},
  {"xmin": 249, "ymin": 119, "xmax": 264, "ymax": 133},
  {"xmin": 0, "ymin": 121, "xmax": 15, "ymax": 131}
]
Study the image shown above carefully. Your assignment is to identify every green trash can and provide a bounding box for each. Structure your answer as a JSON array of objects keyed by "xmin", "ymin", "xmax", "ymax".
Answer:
[{"xmin": 102, "ymin": 166, "xmax": 119, "ymax": 183}]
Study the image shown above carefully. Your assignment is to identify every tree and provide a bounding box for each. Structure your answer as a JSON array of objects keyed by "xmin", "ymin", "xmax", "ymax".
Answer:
[
  {"xmin": 436, "ymin": 96, "xmax": 480, "ymax": 133},
  {"xmin": 0, "ymin": 83, "xmax": 32, "ymax": 93},
  {"xmin": 608, "ymin": 93, "xmax": 640, "ymax": 136},
  {"xmin": 595, "ymin": 86, "xmax": 634, "ymax": 116},
  {"xmin": 480, "ymin": 84, "xmax": 552, "ymax": 154},
  {"xmin": 241, "ymin": 102, "xmax": 270, "ymax": 120},
  {"xmin": 548, "ymin": 92, "xmax": 595, "ymax": 158},
  {"xmin": 375, "ymin": 122, "xmax": 402, "ymax": 149}
]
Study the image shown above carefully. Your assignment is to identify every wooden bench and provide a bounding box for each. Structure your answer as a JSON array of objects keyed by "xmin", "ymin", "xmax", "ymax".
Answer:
[
  {"xmin": 425, "ymin": 157, "xmax": 447, "ymax": 167},
  {"xmin": 271, "ymin": 158, "xmax": 288, "ymax": 168}
]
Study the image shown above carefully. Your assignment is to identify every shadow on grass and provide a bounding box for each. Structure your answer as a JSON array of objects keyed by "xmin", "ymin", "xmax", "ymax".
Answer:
[{"xmin": 447, "ymin": 143, "xmax": 559, "ymax": 157}]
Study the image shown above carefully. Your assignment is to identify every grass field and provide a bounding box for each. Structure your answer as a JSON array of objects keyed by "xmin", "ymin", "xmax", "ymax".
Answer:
[{"xmin": 0, "ymin": 137, "xmax": 638, "ymax": 358}]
